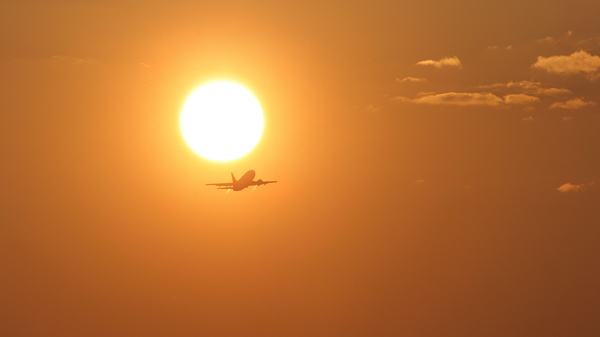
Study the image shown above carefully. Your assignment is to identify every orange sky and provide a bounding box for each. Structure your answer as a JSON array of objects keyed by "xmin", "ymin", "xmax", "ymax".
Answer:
[{"xmin": 2, "ymin": 1, "xmax": 600, "ymax": 336}]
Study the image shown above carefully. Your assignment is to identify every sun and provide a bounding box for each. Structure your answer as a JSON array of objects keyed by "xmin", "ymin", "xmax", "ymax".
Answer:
[{"xmin": 181, "ymin": 81, "xmax": 264, "ymax": 161}]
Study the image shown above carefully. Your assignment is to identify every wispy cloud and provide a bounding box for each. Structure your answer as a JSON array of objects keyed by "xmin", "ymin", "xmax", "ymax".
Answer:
[
  {"xmin": 365, "ymin": 104, "xmax": 381, "ymax": 113},
  {"xmin": 478, "ymin": 81, "xmax": 571, "ymax": 96},
  {"xmin": 522, "ymin": 116, "xmax": 535, "ymax": 122},
  {"xmin": 557, "ymin": 182, "xmax": 593, "ymax": 192},
  {"xmin": 394, "ymin": 91, "xmax": 544, "ymax": 107},
  {"xmin": 397, "ymin": 77, "xmax": 426, "ymax": 83},
  {"xmin": 486, "ymin": 45, "xmax": 512, "ymax": 50},
  {"xmin": 504, "ymin": 94, "xmax": 540, "ymax": 105},
  {"xmin": 550, "ymin": 97, "xmax": 597, "ymax": 109},
  {"xmin": 532, "ymin": 50, "xmax": 600, "ymax": 80},
  {"xmin": 394, "ymin": 92, "xmax": 502, "ymax": 106},
  {"xmin": 536, "ymin": 36, "xmax": 556, "ymax": 44},
  {"xmin": 50, "ymin": 55, "xmax": 96, "ymax": 64},
  {"xmin": 536, "ymin": 31, "xmax": 573, "ymax": 44},
  {"xmin": 416, "ymin": 56, "xmax": 461, "ymax": 68}
]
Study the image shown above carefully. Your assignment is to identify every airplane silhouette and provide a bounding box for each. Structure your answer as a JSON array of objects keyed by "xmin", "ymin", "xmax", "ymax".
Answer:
[{"xmin": 206, "ymin": 170, "xmax": 277, "ymax": 191}]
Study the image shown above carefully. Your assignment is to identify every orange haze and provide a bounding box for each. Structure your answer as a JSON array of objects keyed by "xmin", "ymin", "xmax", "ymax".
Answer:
[{"xmin": 1, "ymin": 1, "xmax": 600, "ymax": 336}]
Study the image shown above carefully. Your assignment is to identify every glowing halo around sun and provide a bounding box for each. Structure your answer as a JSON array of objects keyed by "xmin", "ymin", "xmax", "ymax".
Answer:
[{"xmin": 181, "ymin": 82, "xmax": 264, "ymax": 161}]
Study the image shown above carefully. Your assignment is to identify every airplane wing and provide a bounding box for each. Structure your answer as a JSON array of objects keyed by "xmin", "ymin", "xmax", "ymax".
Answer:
[
  {"xmin": 206, "ymin": 183, "xmax": 234, "ymax": 187},
  {"xmin": 250, "ymin": 180, "xmax": 277, "ymax": 186}
]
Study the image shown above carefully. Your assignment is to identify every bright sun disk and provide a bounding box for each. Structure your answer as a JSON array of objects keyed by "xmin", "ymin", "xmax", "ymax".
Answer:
[{"xmin": 180, "ymin": 82, "xmax": 264, "ymax": 161}]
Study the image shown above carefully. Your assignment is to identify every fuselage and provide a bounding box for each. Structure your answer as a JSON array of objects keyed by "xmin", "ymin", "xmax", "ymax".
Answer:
[{"xmin": 233, "ymin": 170, "xmax": 256, "ymax": 191}]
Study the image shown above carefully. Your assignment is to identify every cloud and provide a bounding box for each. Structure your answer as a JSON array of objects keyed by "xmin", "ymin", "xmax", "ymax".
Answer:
[
  {"xmin": 562, "ymin": 116, "xmax": 573, "ymax": 121},
  {"xmin": 394, "ymin": 92, "xmax": 503, "ymax": 106},
  {"xmin": 557, "ymin": 183, "xmax": 586, "ymax": 192},
  {"xmin": 504, "ymin": 94, "xmax": 540, "ymax": 105},
  {"xmin": 397, "ymin": 77, "xmax": 426, "ymax": 82},
  {"xmin": 394, "ymin": 91, "xmax": 555, "ymax": 108},
  {"xmin": 487, "ymin": 45, "xmax": 513, "ymax": 51},
  {"xmin": 536, "ymin": 31, "xmax": 573, "ymax": 44},
  {"xmin": 365, "ymin": 104, "xmax": 381, "ymax": 113},
  {"xmin": 478, "ymin": 81, "xmax": 571, "ymax": 96},
  {"xmin": 533, "ymin": 87, "xmax": 573, "ymax": 96},
  {"xmin": 550, "ymin": 97, "xmax": 597, "ymax": 109},
  {"xmin": 416, "ymin": 56, "xmax": 461, "ymax": 68},
  {"xmin": 576, "ymin": 37, "xmax": 600, "ymax": 48},
  {"xmin": 522, "ymin": 116, "xmax": 535, "ymax": 121},
  {"xmin": 50, "ymin": 55, "xmax": 96, "ymax": 64},
  {"xmin": 507, "ymin": 81, "xmax": 572, "ymax": 96},
  {"xmin": 536, "ymin": 36, "xmax": 556, "ymax": 44},
  {"xmin": 532, "ymin": 50, "xmax": 600, "ymax": 80}
]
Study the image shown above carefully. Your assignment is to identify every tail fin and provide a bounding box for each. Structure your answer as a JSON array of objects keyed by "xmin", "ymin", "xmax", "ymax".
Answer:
[{"xmin": 231, "ymin": 172, "xmax": 237, "ymax": 183}]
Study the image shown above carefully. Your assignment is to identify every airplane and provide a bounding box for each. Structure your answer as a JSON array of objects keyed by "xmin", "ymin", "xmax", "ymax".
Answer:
[{"xmin": 206, "ymin": 170, "xmax": 277, "ymax": 191}]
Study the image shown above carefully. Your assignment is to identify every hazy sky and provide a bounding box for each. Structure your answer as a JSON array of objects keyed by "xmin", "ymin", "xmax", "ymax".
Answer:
[{"xmin": 2, "ymin": 1, "xmax": 600, "ymax": 336}]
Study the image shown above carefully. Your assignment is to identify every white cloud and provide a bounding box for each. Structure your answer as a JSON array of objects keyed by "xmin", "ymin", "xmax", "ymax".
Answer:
[
  {"xmin": 397, "ymin": 77, "xmax": 426, "ymax": 83},
  {"xmin": 557, "ymin": 183, "xmax": 586, "ymax": 192},
  {"xmin": 394, "ymin": 92, "xmax": 503, "ymax": 106},
  {"xmin": 416, "ymin": 56, "xmax": 461, "ymax": 68},
  {"xmin": 550, "ymin": 98, "xmax": 597, "ymax": 109},
  {"xmin": 504, "ymin": 94, "xmax": 540, "ymax": 105},
  {"xmin": 532, "ymin": 50, "xmax": 600, "ymax": 80}
]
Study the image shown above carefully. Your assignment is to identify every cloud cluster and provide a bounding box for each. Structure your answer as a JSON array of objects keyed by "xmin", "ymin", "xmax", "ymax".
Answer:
[
  {"xmin": 393, "ymin": 33, "xmax": 600, "ymax": 113},
  {"xmin": 532, "ymin": 50, "xmax": 600, "ymax": 80},
  {"xmin": 550, "ymin": 97, "xmax": 597, "ymax": 109},
  {"xmin": 416, "ymin": 56, "xmax": 461, "ymax": 68}
]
